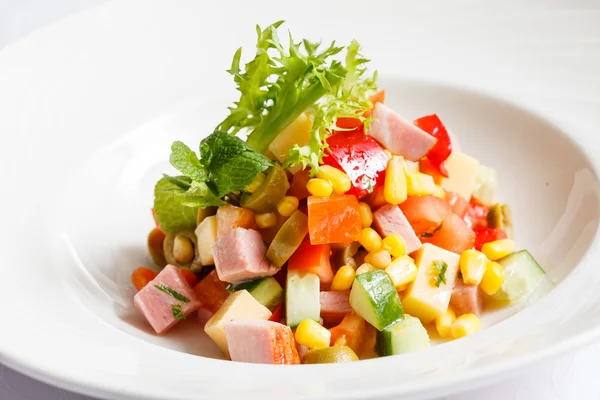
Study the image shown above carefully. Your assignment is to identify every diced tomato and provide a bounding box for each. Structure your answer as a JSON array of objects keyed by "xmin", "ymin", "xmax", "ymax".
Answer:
[
  {"xmin": 323, "ymin": 131, "xmax": 389, "ymax": 198},
  {"xmin": 193, "ymin": 269, "xmax": 230, "ymax": 316},
  {"xmin": 307, "ymin": 195, "xmax": 362, "ymax": 245},
  {"xmin": 444, "ymin": 190, "xmax": 469, "ymax": 218},
  {"xmin": 414, "ymin": 114, "xmax": 452, "ymax": 177},
  {"xmin": 131, "ymin": 267, "xmax": 158, "ymax": 291},
  {"xmin": 336, "ymin": 117, "xmax": 364, "ymax": 131},
  {"xmin": 419, "ymin": 158, "xmax": 445, "ymax": 184},
  {"xmin": 273, "ymin": 267, "xmax": 287, "ymax": 290},
  {"xmin": 288, "ymin": 169, "xmax": 311, "ymax": 199},
  {"xmin": 464, "ymin": 199, "xmax": 489, "ymax": 230},
  {"xmin": 329, "ymin": 313, "xmax": 366, "ymax": 355},
  {"xmin": 399, "ymin": 195, "xmax": 451, "ymax": 238},
  {"xmin": 288, "ymin": 240, "xmax": 334, "ymax": 286},
  {"xmin": 474, "ymin": 228, "xmax": 508, "ymax": 251},
  {"xmin": 179, "ymin": 268, "xmax": 198, "ymax": 287},
  {"xmin": 269, "ymin": 303, "xmax": 285, "ymax": 323},
  {"xmin": 425, "ymin": 213, "xmax": 475, "ymax": 254}
]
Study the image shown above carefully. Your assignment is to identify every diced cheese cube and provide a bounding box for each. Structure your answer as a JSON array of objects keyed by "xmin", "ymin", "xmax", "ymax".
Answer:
[
  {"xmin": 268, "ymin": 113, "xmax": 313, "ymax": 165},
  {"xmin": 204, "ymin": 290, "xmax": 272, "ymax": 357},
  {"xmin": 441, "ymin": 151, "xmax": 480, "ymax": 201},
  {"xmin": 195, "ymin": 215, "xmax": 217, "ymax": 266},
  {"xmin": 401, "ymin": 243, "xmax": 460, "ymax": 323}
]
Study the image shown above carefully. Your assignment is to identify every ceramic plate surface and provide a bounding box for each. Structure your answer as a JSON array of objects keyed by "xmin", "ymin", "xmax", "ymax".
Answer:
[{"xmin": 1, "ymin": 1, "xmax": 600, "ymax": 399}]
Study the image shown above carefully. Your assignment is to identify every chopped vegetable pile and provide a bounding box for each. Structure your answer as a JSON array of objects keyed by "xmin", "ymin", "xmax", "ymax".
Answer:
[{"xmin": 130, "ymin": 22, "xmax": 552, "ymax": 364}]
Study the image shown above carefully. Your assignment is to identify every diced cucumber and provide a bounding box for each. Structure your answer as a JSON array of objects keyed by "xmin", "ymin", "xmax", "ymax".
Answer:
[
  {"xmin": 286, "ymin": 270, "xmax": 320, "ymax": 328},
  {"xmin": 492, "ymin": 250, "xmax": 552, "ymax": 303},
  {"xmin": 349, "ymin": 270, "xmax": 404, "ymax": 331},
  {"xmin": 376, "ymin": 315, "xmax": 431, "ymax": 356},
  {"xmin": 227, "ymin": 277, "xmax": 283, "ymax": 311}
]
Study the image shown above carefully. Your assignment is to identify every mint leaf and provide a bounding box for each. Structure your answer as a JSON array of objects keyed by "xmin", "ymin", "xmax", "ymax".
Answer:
[
  {"xmin": 153, "ymin": 177, "xmax": 199, "ymax": 234},
  {"xmin": 174, "ymin": 181, "xmax": 226, "ymax": 208},
  {"xmin": 172, "ymin": 304, "xmax": 185, "ymax": 320},
  {"xmin": 170, "ymin": 141, "xmax": 207, "ymax": 182},
  {"xmin": 200, "ymin": 132, "xmax": 272, "ymax": 197},
  {"xmin": 154, "ymin": 284, "xmax": 191, "ymax": 303},
  {"xmin": 432, "ymin": 260, "xmax": 448, "ymax": 287},
  {"xmin": 162, "ymin": 174, "xmax": 191, "ymax": 190}
]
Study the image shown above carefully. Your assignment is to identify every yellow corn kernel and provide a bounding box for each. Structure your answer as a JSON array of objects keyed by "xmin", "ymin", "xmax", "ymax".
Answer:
[
  {"xmin": 295, "ymin": 319, "xmax": 331, "ymax": 349},
  {"xmin": 432, "ymin": 185, "xmax": 446, "ymax": 199},
  {"xmin": 406, "ymin": 171, "xmax": 437, "ymax": 196},
  {"xmin": 385, "ymin": 256, "xmax": 417, "ymax": 288},
  {"xmin": 384, "ymin": 149, "xmax": 393, "ymax": 158},
  {"xmin": 451, "ymin": 314, "xmax": 481, "ymax": 339},
  {"xmin": 254, "ymin": 212, "xmax": 277, "ymax": 229},
  {"xmin": 277, "ymin": 196, "xmax": 299, "ymax": 217},
  {"xmin": 436, "ymin": 307, "xmax": 456, "ymax": 338},
  {"xmin": 356, "ymin": 263, "xmax": 375, "ymax": 275},
  {"xmin": 331, "ymin": 265, "xmax": 356, "ymax": 291},
  {"xmin": 481, "ymin": 239, "xmax": 515, "ymax": 261},
  {"xmin": 384, "ymin": 156, "xmax": 408, "ymax": 205},
  {"xmin": 359, "ymin": 227, "xmax": 382, "ymax": 253},
  {"xmin": 382, "ymin": 233, "xmax": 407, "ymax": 258},
  {"xmin": 358, "ymin": 202, "xmax": 373, "ymax": 228},
  {"xmin": 317, "ymin": 165, "xmax": 351, "ymax": 194},
  {"xmin": 306, "ymin": 178, "xmax": 333, "ymax": 197},
  {"xmin": 480, "ymin": 261, "xmax": 504, "ymax": 295},
  {"xmin": 365, "ymin": 249, "xmax": 392, "ymax": 269},
  {"xmin": 459, "ymin": 249, "xmax": 487, "ymax": 285}
]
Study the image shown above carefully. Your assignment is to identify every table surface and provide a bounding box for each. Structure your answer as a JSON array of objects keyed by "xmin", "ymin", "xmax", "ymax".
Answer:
[{"xmin": 2, "ymin": 1, "xmax": 600, "ymax": 399}]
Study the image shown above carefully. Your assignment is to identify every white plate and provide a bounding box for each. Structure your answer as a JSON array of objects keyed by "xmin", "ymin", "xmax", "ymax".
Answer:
[{"xmin": 1, "ymin": 1, "xmax": 600, "ymax": 399}]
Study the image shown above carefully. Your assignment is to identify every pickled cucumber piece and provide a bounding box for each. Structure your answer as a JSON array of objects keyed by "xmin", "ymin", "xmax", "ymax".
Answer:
[
  {"xmin": 241, "ymin": 163, "xmax": 290, "ymax": 213},
  {"xmin": 303, "ymin": 346, "xmax": 359, "ymax": 364}
]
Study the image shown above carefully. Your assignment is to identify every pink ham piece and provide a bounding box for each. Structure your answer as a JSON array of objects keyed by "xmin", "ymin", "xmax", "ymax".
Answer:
[
  {"xmin": 320, "ymin": 291, "xmax": 352, "ymax": 326},
  {"xmin": 372, "ymin": 204, "xmax": 422, "ymax": 254},
  {"xmin": 450, "ymin": 278, "xmax": 483, "ymax": 316},
  {"xmin": 134, "ymin": 264, "xmax": 200, "ymax": 334},
  {"xmin": 368, "ymin": 103, "xmax": 437, "ymax": 161},
  {"xmin": 212, "ymin": 227, "xmax": 278, "ymax": 283},
  {"xmin": 224, "ymin": 319, "xmax": 300, "ymax": 364}
]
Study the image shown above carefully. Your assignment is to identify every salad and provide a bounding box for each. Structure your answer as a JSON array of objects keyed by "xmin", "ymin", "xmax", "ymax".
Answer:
[{"xmin": 130, "ymin": 21, "xmax": 551, "ymax": 365}]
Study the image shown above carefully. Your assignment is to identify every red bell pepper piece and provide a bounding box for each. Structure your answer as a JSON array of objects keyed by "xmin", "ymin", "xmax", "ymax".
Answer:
[
  {"xmin": 322, "ymin": 131, "xmax": 389, "ymax": 198},
  {"xmin": 474, "ymin": 228, "xmax": 508, "ymax": 251},
  {"xmin": 269, "ymin": 303, "xmax": 285, "ymax": 323},
  {"xmin": 288, "ymin": 240, "xmax": 334, "ymax": 285},
  {"xmin": 414, "ymin": 114, "xmax": 452, "ymax": 177}
]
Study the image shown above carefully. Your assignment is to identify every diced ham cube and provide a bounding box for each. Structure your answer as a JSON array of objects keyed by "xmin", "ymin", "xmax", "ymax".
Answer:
[
  {"xmin": 134, "ymin": 264, "xmax": 200, "ymax": 334},
  {"xmin": 368, "ymin": 103, "xmax": 437, "ymax": 161},
  {"xmin": 224, "ymin": 319, "xmax": 300, "ymax": 364},
  {"xmin": 372, "ymin": 204, "xmax": 422, "ymax": 254},
  {"xmin": 212, "ymin": 228, "xmax": 278, "ymax": 283},
  {"xmin": 320, "ymin": 291, "xmax": 352, "ymax": 327},
  {"xmin": 193, "ymin": 269, "xmax": 230, "ymax": 324},
  {"xmin": 450, "ymin": 278, "xmax": 483, "ymax": 316},
  {"xmin": 216, "ymin": 205, "xmax": 256, "ymax": 238}
]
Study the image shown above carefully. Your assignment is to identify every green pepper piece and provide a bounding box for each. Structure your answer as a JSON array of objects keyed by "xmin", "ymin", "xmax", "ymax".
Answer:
[
  {"xmin": 266, "ymin": 210, "xmax": 308, "ymax": 268},
  {"xmin": 303, "ymin": 346, "xmax": 359, "ymax": 364},
  {"xmin": 240, "ymin": 163, "xmax": 290, "ymax": 213},
  {"xmin": 487, "ymin": 203, "xmax": 502, "ymax": 229}
]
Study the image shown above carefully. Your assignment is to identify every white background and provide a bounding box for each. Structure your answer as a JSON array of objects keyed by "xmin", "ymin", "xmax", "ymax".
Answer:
[{"xmin": 1, "ymin": 1, "xmax": 600, "ymax": 399}]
